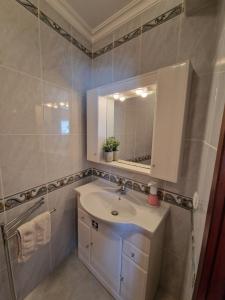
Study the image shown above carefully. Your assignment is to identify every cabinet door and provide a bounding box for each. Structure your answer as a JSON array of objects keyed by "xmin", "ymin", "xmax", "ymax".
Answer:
[
  {"xmin": 151, "ymin": 62, "xmax": 192, "ymax": 182},
  {"xmin": 91, "ymin": 222, "xmax": 122, "ymax": 293},
  {"xmin": 78, "ymin": 220, "xmax": 91, "ymax": 264},
  {"xmin": 121, "ymin": 255, "xmax": 147, "ymax": 300}
]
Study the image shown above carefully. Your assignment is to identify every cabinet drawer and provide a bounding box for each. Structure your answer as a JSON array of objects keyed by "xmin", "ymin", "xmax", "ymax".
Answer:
[
  {"xmin": 123, "ymin": 240, "xmax": 149, "ymax": 271},
  {"xmin": 78, "ymin": 208, "xmax": 91, "ymax": 226},
  {"xmin": 121, "ymin": 254, "xmax": 147, "ymax": 300},
  {"xmin": 125, "ymin": 232, "xmax": 150, "ymax": 254}
]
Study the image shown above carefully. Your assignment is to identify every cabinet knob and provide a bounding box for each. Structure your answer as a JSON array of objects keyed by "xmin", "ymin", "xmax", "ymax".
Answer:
[
  {"xmin": 85, "ymin": 244, "xmax": 89, "ymax": 249},
  {"xmin": 81, "ymin": 216, "xmax": 84, "ymax": 220},
  {"xmin": 131, "ymin": 252, "xmax": 135, "ymax": 258},
  {"xmin": 91, "ymin": 242, "xmax": 93, "ymax": 246},
  {"xmin": 152, "ymin": 164, "xmax": 155, "ymax": 168},
  {"xmin": 120, "ymin": 276, "xmax": 124, "ymax": 282}
]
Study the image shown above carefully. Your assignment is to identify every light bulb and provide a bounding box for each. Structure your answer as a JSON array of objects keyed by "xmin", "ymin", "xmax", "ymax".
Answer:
[
  {"xmin": 119, "ymin": 96, "xmax": 126, "ymax": 102},
  {"xmin": 141, "ymin": 92, "xmax": 148, "ymax": 98},
  {"xmin": 113, "ymin": 93, "xmax": 120, "ymax": 100},
  {"xmin": 135, "ymin": 89, "xmax": 142, "ymax": 95},
  {"xmin": 59, "ymin": 102, "xmax": 65, "ymax": 107},
  {"xmin": 46, "ymin": 103, "xmax": 52, "ymax": 108}
]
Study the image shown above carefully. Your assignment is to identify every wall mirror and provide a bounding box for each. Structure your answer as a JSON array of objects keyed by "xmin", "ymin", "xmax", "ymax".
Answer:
[
  {"xmin": 87, "ymin": 61, "xmax": 192, "ymax": 183},
  {"xmin": 105, "ymin": 84, "xmax": 157, "ymax": 169}
]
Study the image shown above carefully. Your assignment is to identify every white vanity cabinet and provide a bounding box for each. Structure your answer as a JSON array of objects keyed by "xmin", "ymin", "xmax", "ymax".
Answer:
[{"xmin": 78, "ymin": 204, "xmax": 165, "ymax": 300}]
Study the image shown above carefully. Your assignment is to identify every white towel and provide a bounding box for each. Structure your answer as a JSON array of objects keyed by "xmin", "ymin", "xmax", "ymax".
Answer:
[
  {"xmin": 33, "ymin": 212, "xmax": 51, "ymax": 246},
  {"xmin": 17, "ymin": 212, "xmax": 51, "ymax": 263},
  {"xmin": 17, "ymin": 219, "xmax": 36, "ymax": 263}
]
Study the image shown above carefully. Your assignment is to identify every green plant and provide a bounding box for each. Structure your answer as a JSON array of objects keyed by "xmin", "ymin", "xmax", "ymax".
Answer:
[
  {"xmin": 108, "ymin": 137, "xmax": 120, "ymax": 151},
  {"xmin": 102, "ymin": 137, "xmax": 120, "ymax": 152},
  {"xmin": 102, "ymin": 140, "xmax": 113, "ymax": 152}
]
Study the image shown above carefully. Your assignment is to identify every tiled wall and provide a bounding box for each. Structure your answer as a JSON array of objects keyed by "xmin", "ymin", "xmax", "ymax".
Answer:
[
  {"xmin": 0, "ymin": 0, "xmax": 224, "ymax": 300},
  {"xmin": 90, "ymin": 0, "xmax": 222, "ymax": 299},
  {"xmin": 182, "ymin": 0, "xmax": 225, "ymax": 299},
  {"xmin": 0, "ymin": 0, "xmax": 91, "ymax": 299}
]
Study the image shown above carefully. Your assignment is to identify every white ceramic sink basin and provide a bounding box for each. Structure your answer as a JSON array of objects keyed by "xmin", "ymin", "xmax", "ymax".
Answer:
[{"xmin": 80, "ymin": 191, "xmax": 137, "ymax": 223}]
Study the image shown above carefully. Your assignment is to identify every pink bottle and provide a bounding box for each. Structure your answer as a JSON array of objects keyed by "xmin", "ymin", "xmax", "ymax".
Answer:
[{"xmin": 147, "ymin": 183, "xmax": 160, "ymax": 207}]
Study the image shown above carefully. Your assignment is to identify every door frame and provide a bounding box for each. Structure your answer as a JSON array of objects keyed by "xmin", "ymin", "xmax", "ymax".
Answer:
[{"xmin": 193, "ymin": 107, "xmax": 225, "ymax": 299}]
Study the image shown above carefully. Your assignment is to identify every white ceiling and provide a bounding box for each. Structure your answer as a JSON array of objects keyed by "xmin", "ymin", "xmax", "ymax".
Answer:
[
  {"xmin": 46, "ymin": 0, "xmax": 157, "ymax": 43},
  {"xmin": 66, "ymin": 0, "xmax": 134, "ymax": 28}
]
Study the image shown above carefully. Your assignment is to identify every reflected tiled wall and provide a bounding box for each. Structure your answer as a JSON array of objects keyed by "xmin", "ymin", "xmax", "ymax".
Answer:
[{"xmin": 0, "ymin": 0, "xmax": 91, "ymax": 299}]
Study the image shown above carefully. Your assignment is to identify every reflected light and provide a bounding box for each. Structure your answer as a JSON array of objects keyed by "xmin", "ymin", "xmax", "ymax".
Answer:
[
  {"xmin": 61, "ymin": 120, "xmax": 70, "ymax": 134},
  {"xmin": 119, "ymin": 96, "xmax": 126, "ymax": 102},
  {"xmin": 113, "ymin": 93, "xmax": 120, "ymax": 100}
]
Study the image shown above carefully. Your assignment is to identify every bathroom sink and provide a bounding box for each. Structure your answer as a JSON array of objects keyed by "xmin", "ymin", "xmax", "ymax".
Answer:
[{"xmin": 80, "ymin": 191, "xmax": 137, "ymax": 223}]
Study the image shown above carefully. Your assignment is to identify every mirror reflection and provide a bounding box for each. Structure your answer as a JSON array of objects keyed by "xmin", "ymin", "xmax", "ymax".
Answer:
[{"xmin": 105, "ymin": 85, "xmax": 157, "ymax": 168}]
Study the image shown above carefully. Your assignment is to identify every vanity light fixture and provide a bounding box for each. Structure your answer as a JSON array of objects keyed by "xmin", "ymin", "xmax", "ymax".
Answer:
[
  {"xmin": 135, "ymin": 89, "xmax": 143, "ymax": 96},
  {"xmin": 119, "ymin": 96, "xmax": 126, "ymax": 102},
  {"xmin": 141, "ymin": 92, "xmax": 148, "ymax": 98},
  {"xmin": 113, "ymin": 93, "xmax": 120, "ymax": 100}
]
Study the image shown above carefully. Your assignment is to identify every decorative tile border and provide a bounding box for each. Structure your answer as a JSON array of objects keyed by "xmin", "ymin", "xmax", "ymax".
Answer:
[
  {"xmin": 0, "ymin": 169, "xmax": 92, "ymax": 212},
  {"xmin": 16, "ymin": 0, "xmax": 183, "ymax": 60},
  {"xmin": 0, "ymin": 167, "xmax": 192, "ymax": 212},
  {"xmin": 129, "ymin": 154, "xmax": 151, "ymax": 163},
  {"xmin": 92, "ymin": 4, "xmax": 183, "ymax": 59}
]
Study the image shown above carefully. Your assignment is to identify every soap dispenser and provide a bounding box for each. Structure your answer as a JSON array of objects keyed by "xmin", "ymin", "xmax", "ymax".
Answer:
[{"xmin": 147, "ymin": 182, "xmax": 160, "ymax": 207}]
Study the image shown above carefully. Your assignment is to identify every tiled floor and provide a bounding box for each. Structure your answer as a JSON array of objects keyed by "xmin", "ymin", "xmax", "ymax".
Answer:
[{"xmin": 25, "ymin": 253, "xmax": 175, "ymax": 300}]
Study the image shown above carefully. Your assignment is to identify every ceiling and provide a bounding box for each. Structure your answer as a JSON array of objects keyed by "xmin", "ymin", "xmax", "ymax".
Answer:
[
  {"xmin": 66, "ymin": 0, "xmax": 134, "ymax": 28},
  {"xmin": 46, "ymin": 0, "xmax": 157, "ymax": 43}
]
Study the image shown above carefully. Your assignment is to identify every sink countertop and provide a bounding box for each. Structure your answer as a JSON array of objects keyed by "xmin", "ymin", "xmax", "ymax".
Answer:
[{"xmin": 75, "ymin": 179, "xmax": 170, "ymax": 236}]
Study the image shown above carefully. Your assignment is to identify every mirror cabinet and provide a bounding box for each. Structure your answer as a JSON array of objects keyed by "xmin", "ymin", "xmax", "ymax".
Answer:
[{"xmin": 87, "ymin": 61, "xmax": 192, "ymax": 183}]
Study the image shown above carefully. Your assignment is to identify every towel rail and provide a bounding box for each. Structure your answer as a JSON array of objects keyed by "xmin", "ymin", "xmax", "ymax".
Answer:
[{"xmin": 0, "ymin": 197, "xmax": 56, "ymax": 300}]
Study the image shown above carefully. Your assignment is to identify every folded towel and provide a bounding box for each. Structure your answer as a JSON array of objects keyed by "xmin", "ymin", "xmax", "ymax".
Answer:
[
  {"xmin": 17, "ymin": 212, "xmax": 51, "ymax": 263},
  {"xmin": 17, "ymin": 220, "xmax": 36, "ymax": 263},
  {"xmin": 33, "ymin": 212, "xmax": 51, "ymax": 246}
]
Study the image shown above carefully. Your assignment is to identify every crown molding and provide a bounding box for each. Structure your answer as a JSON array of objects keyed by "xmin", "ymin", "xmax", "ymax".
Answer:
[
  {"xmin": 46, "ymin": 0, "xmax": 159, "ymax": 44},
  {"xmin": 93, "ymin": 0, "xmax": 158, "ymax": 42},
  {"xmin": 45, "ymin": 0, "xmax": 93, "ymax": 42}
]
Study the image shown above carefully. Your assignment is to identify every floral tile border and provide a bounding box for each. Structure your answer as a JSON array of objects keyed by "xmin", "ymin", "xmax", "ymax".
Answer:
[
  {"xmin": 0, "ymin": 169, "xmax": 92, "ymax": 213},
  {"xmin": 0, "ymin": 167, "xmax": 192, "ymax": 213},
  {"xmin": 92, "ymin": 4, "xmax": 183, "ymax": 58},
  {"xmin": 16, "ymin": 0, "xmax": 183, "ymax": 60}
]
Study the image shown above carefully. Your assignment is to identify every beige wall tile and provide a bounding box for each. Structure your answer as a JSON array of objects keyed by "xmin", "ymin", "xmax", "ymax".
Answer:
[
  {"xmin": 113, "ymin": 37, "xmax": 141, "ymax": 81},
  {"xmin": 0, "ymin": 0, "xmax": 41, "ymax": 77},
  {"xmin": 178, "ymin": 5, "xmax": 218, "ymax": 75},
  {"xmin": 0, "ymin": 135, "xmax": 46, "ymax": 197},
  {"xmin": 141, "ymin": 17, "xmax": 180, "ymax": 73},
  {"xmin": 91, "ymin": 52, "xmax": 113, "ymax": 87},
  {"xmin": 40, "ymin": 23, "xmax": 72, "ymax": 89},
  {"xmin": 0, "ymin": 67, "xmax": 43, "ymax": 134}
]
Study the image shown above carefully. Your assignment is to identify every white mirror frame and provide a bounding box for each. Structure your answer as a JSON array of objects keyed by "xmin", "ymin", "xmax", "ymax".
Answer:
[{"xmin": 87, "ymin": 61, "xmax": 192, "ymax": 183}]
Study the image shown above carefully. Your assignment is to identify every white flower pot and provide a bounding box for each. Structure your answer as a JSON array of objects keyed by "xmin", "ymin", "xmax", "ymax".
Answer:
[
  {"xmin": 105, "ymin": 151, "xmax": 113, "ymax": 162},
  {"xmin": 113, "ymin": 150, "xmax": 119, "ymax": 161}
]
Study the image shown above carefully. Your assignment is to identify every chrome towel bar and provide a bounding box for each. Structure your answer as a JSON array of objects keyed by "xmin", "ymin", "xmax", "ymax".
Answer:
[{"xmin": 0, "ymin": 197, "xmax": 56, "ymax": 300}]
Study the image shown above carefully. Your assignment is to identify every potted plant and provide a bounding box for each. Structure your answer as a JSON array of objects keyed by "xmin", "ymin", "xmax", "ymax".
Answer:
[
  {"xmin": 102, "ymin": 139, "xmax": 113, "ymax": 162},
  {"xmin": 108, "ymin": 137, "xmax": 120, "ymax": 161}
]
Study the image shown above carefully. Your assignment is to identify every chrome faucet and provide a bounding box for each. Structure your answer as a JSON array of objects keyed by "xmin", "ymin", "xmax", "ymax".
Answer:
[{"xmin": 117, "ymin": 178, "xmax": 127, "ymax": 195}]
